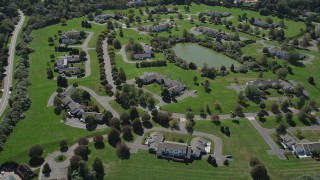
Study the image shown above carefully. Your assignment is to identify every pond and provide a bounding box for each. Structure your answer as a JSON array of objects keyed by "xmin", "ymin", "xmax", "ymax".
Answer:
[{"xmin": 173, "ymin": 43, "xmax": 241, "ymax": 68}]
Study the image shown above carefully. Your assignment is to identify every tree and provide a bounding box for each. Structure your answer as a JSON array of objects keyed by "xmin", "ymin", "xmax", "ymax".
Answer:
[
  {"xmin": 237, "ymin": 91, "xmax": 247, "ymax": 104},
  {"xmin": 59, "ymin": 140, "xmax": 68, "ymax": 151},
  {"xmin": 116, "ymin": 142, "xmax": 130, "ymax": 159},
  {"xmin": 122, "ymin": 125, "xmax": 133, "ymax": 141},
  {"xmin": 230, "ymin": 64, "xmax": 235, "ymax": 72},
  {"xmin": 185, "ymin": 111, "xmax": 194, "ymax": 121},
  {"xmin": 78, "ymin": 137, "xmax": 89, "ymax": 146},
  {"xmin": 74, "ymin": 145, "xmax": 89, "ymax": 160},
  {"xmin": 271, "ymin": 102, "xmax": 279, "ymax": 112},
  {"xmin": 113, "ymin": 39, "xmax": 122, "ymax": 49},
  {"xmin": 161, "ymin": 88, "xmax": 171, "ymax": 99},
  {"xmin": 28, "ymin": 145, "xmax": 44, "ymax": 167},
  {"xmin": 147, "ymin": 97, "xmax": 155, "ymax": 109},
  {"xmin": 275, "ymin": 113, "xmax": 283, "ymax": 122},
  {"xmin": 249, "ymin": 156, "xmax": 260, "ymax": 166},
  {"xmin": 129, "ymin": 106, "xmax": 139, "ymax": 120},
  {"xmin": 277, "ymin": 68, "xmax": 288, "ymax": 80},
  {"xmin": 57, "ymin": 75, "xmax": 68, "ymax": 87},
  {"xmin": 70, "ymin": 155, "xmax": 82, "ymax": 170},
  {"xmin": 276, "ymin": 122, "xmax": 287, "ymax": 134},
  {"xmin": 108, "ymin": 128, "xmax": 121, "ymax": 147},
  {"xmin": 85, "ymin": 115, "xmax": 96, "ymax": 126},
  {"xmin": 92, "ymin": 157, "xmax": 105, "ymax": 179},
  {"xmin": 185, "ymin": 119, "xmax": 193, "ymax": 132},
  {"xmin": 132, "ymin": 119, "xmax": 143, "ymax": 135},
  {"xmin": 60, "ymin": 18, "xmax": 67, "ymax": 25},
  {"xmin": 250, "ymin": 164, "xmax": 268, "ymax": 180},
  {"xmin": 308, "ymin": 76, "xmax": 315, "ymax": 85},
  {"xmin": 93, "ymin": 135, "xmax": 104, "ymax": 149},
  {"xmin": 300, "ymin": 37, "xmax": 309, "ymax": 48},
  {"xmin": 234, "ymin": 104, "xmax": 243, "ymax": 115},
  {"xmin": 215, "ymin": 102, "xmax": 222, "ymax": 112},
  {"xmin": 285, "ymin": 112, "xmax": 293, "ymax": 122},
  {"xmin": 47, "ymin": 69, "xmax": 54, "ymax": 79},
  {"xmin": 42, "ymin": 163, "xmax": 51, "ymax": 175}
]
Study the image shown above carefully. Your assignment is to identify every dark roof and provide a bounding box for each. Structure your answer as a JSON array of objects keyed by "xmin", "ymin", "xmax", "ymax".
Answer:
[{"xmin": 16, "ymin": 164, "xmax": 35, "ymax": 179}]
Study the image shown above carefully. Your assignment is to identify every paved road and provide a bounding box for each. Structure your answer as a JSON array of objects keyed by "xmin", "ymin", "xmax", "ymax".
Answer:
[
  {"xmin": 0, "ymin": 10, "xmax": 25, "ymax": 117},
  {"xmin": 102, "ymin": 39, "xmax": 116, "ymax": 92},
  {"xmin": 69, "ymin": 31, "xmax": 94, "ymax": 78},
  {"xmin": 247, "ymin": 117, "xmax": 287, "ymax": 160}
]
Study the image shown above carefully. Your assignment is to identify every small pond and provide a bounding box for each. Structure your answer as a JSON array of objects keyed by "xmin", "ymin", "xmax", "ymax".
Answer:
[{"xmin": 173, "ymin": 43, "xmax": 241, "ymax": 68}]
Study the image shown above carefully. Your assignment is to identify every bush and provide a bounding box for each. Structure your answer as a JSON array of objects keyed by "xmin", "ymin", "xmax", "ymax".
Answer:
[{"xmin": 250, "ymin": 164, "xmax": 268, "ymax": 180}]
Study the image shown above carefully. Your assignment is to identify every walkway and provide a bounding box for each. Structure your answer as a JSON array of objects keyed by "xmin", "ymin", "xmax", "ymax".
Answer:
[{"xmin": 0, "ymin": 10, "xmax": 25, "ymax": 117}]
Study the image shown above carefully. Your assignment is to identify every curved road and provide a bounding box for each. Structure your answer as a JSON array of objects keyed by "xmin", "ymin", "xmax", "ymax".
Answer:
[{"xmin": 0, "ymin": 10, "xmax": 25, "ymax": 117}]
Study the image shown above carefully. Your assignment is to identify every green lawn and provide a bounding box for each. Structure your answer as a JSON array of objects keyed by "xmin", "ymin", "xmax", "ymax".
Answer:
[
  {"xmin": 257, "ymin": 115, "xmax": 313, "ymax": 129},
  {"xmin": 144, "ymin": 131, "xmax": 196, "ymax": 144},
  {"xmin": 109, "ymin": 100, "xmax": 146, "ymax": 115},
  {"xmin": 300, "ymin": 130, "xmax": 320, "ymax": 142},
  {"xmin": 194, "ymin": 119, "xmax": 320, "ymax": 179}
]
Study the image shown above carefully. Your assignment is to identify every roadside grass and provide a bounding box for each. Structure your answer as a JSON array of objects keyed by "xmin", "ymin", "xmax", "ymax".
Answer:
[
  {"xmin": 109, "ymin": 100, "xmax": 146, "ymax": 115},
  {"xmin": 194, "ymin": 119, "xmax": 320, "ymax": 179},
  {"xmin": 0, "ymin": 17, "xmax": 109, "ymax": 163},
  {"xmin": 300, "ymin": 130, "xmax": 320, "ymax": 142},
  {"xmin": 256, "ymin": 115, "xmax": 313, "ymax": 129}
]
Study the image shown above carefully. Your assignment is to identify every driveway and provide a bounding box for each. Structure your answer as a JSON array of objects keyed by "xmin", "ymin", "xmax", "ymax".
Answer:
[{"xmin": 0, "ymin": 10, "xmax": 25, "ymax": 117}]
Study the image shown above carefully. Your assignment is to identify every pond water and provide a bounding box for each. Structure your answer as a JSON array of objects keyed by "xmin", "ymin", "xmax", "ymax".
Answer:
[{"xmin": 173, "ymin": 43, "xmax": 241, "ymax": 68}]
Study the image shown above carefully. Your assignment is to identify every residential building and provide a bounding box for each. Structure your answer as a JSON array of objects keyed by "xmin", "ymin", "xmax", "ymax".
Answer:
[
  {"xmin": 293, "ymin": 142, "xmax": 320, "ymax": 158},
  {"xmin": 133, "ymin": 43, "xmax": 152, "ymax": 60},
  {"xmin": 268, "ymin": 46, "xmax": 305, "ymax": 60},
  {"xmin": 54, "ymin": 56, "xmax": 82, "ymax": 75},
  {"xmin": 15, "ymin": 164, "xmax": 35, "ymax": 179},
  {"xmin": 156, "ymin": 141, "xmax": 192, "ymax": 159},
  {"xmin": 253, "ymin": 18, "xmax": 279, "ymax": 28},
  {"xmin": 143, "ymin": 23, "xmax": 173, "ymax": 32},
  {"xmin": 146, "ymin": 132, "xmax": 211, "ymax": 160},
  {"xmin": 140, "ymin": 73, "xmax": 186, "ymax": 95},
  {"xmin": 190, "ymin": 137, "xmax": 211, "ymax": 158},
  {"xmin": 82, "ymin": 112, "xmax": 105, "ymax": 123},
  {"xmin": 61, "ymin": 30, "xmax": 81, "ymax": 45},
  {"xmin": 94, "ymin": 14, "xmax": 115, "ymax": 23},
  {"xmin": 205, "ymin": 10, "xmax": 231, "ymax": 17},
  {"xmin": 196, "ymin": 26, "xmax": 239, "ymax": 41}
]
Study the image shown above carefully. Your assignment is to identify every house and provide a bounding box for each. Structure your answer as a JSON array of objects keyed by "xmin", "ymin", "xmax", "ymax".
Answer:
[
  {"xmin": 253, "ymin": 18, "xmax": 279, "ymax": 28},
  {"xmin": 94, "ymin": 14, "xmax": 115, "ymax": 23},
  {"xmin": 196, "ymin": 26, "xmax": 239, "ymax": 41},
  {"xmin": 279, "ymin": 133, "xmax": 297, "ymax": 151},
  {"xmin": 143, "ymin": 23, "xmax": 173, "ymax": 32},
  {"xmin": 54, "ymin": 56, "xmax": 82, "ymax": 75},
  {"xmin": 190, "ymin": 137, "xmax": 211, "ymax": 158},
  {"xmin": 83, "ymin": 112, "xmax": 105, "ymax": 123},
  {"xmin": 62, "ymin": 96, "xmax": 85, "ymax": 117},
  {"xmin": 61, "ymin": 30, "xmax": 81, "ymax": 45},
  {"xmin": 156, "ymin": 141, "xmax": 192, "ymax": 160},
  {"xmin": 140, "ymin": 73, "xmax": 186, "ymax": 95},
  {"xmin": 127, "ymin": 0, "xmax": 146, "ymax": 6},
  {"xmin": 145, "ymin": 132, "xmax": 165, "ymax": 151},
  {"xmin": 292, "ymin": 142, "xmax": 320, "ymax": 158},
  {"xmin": 205, "ymin": 10, "xmax": 231, "ymax": 17},
  {"xmin": 133, "ymin": 44, "xmax": 152, "ymax": 60},
  {"xmin": 15, "ymin": 164, "xmax": 35, "ymax": 179},
  {"xmin": 268, "ymin": 46, "xmax": 305, "ymax": 60}
]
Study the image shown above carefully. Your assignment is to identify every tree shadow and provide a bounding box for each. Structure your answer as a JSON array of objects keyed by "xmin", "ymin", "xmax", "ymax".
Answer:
[
  {"xmin": 94, "ymin": 142, "xmax": 105, "ymax": 149},
  {"xmin": 143, "ymin": 121, "xmax": 153, "ymax": 129},
  {"xmin": 123, "ymin": 134, "xmax": 133, "ymax": 142},
  {"xmin": 232, "ymin": 119, "xmax": 240, "ymax": 124},
  {"xmin": 28, "ymin": 157, "xmax": 44, "ymax": 168}
]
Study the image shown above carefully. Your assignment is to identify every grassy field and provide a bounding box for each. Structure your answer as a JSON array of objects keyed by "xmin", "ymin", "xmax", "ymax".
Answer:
[
  {"xmin": 0, "ymin": 17, "xmax": 110, "ymax": 163},
  {"xmin": 194, "ymin": 119, "xmax": 320, "ymax": 179},
  {"xmin": 300, "ymin": 130, "xmax": 320, "ymax": 142},
  {"xmin": 256, "ymin": 115, "xmax": 313, "ymax": 129}
]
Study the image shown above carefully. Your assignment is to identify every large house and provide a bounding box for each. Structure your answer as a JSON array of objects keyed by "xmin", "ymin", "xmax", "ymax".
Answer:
[
  {"xmin": 196, "ymin": 26, "xmax": 239, "ymax": 41},
  {"xmin": 292, "ymin": 142, "xmax": 320, "ymax": 158},
  {"xmin": 133, "ymin": 43, "xmax": 152, "ymax": 60},
  {"xmin": 54, "ymin": 56, "xmax": 82, "ymax": 75},
  {"xmin": 15, "ymin": 164, "xmax": 36, "ymax": 179},
  {"xmin": 143, "ymin": 23, "xmax": 172, "ymax": 32},
  {"xmin": 61, "ymin": 94, "xmax": 104, "ymax": 122},
  {"xmin": 146, "ymin": 132, "xmax": 211, "ymax": 160},
  {"xmin": 140, "ymin": 73, "xmax": 186, "ymax": 95},
  {"xmin": 245, "ymin": 79, "xmax": 308, "ymax": 96},
  {"xmin": 94, "ymin": 14, "xmax": 115, "ymax": 23},
  {"xmin": 61, "ymin": 30, "xmax": 81, "ymax": 45},
  {"xmin": 205, "ymin": 10, "xmax": 231, "ymax": 17},
  {"xmin": 252, "ymin": 18, "xmax": 279, "ymax": 28},
  {"xmin": 268, "ymin": 46, "xmax": 305, "ymax": 60}
]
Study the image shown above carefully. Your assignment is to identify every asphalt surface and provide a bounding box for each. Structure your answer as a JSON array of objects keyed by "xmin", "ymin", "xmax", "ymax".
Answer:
[{"xmin": 0, "ymin": 10, "xmax": 25, "ymax": 117}]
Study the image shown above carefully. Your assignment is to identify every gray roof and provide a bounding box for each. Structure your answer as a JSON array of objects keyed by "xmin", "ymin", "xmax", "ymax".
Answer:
[
  {"xmin": 206, "ymin": 10, "xmax": 231, "ymax": 17},
  {"xmin": 83, "ymin": 112, "xmax": 104, "ymax": 122},
  {"xmin": 141, "ymin": 73, "xmax": 185, "ymax": 94},
  {"xmin": 156, "ymin": 141, "xmax": 192, "ymax": 159},
  {"xmin": 253, "ymin": 18, "xmax": 279, "ymax": 28},
  {"xmin": 143, "ymin": 23, "xmax": 172, "ymax": 32},
  {"xmin": 196, "ymin": 26, "xmax": 238, "ymax": 41}
]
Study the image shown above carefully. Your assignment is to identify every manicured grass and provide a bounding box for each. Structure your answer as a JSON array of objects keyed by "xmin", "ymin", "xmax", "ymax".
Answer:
[
  {"xmin": 194, "ymin": 119, "xmax": 320, "ymax": 179},
  {"xmin": 0, "ymin": 17, "xmax": 109, "ymax": 163},
  {"xmin": 257, "ymin": 115, "xmax": 313, "ymax": 129},
  {"xmin": 109, "ymin": 100, "xmax": 146, "ymax": 115},
  {"xmin": 55, "ymin": 154, "xmax": 67, "ymax": 162},
  {"xmin": 300, "ymin": 130, "xmax": 320, "ymax": 142},
  {"xmin": 144, "ymin": 83, "xmax": 162, "ymax": 96}
]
